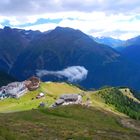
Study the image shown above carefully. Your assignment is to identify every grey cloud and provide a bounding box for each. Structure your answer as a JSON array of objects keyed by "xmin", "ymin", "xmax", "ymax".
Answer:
[
  {"xmin": 92, "ymin": 30, "xmax": 140, "ymax": 39},
  {"xmin": 36, "ymin": 66, "xmax": 88, "ymax": 83},
  {"xmin": 105, "ymin": 30, "xmax": 139, "ymax": 35},
  {"xmin": 0, "ymin": 0, "xmax": 140, "ymax": 16}
]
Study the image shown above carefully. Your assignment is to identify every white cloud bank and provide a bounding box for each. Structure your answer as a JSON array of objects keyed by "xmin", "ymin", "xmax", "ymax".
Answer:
[
  {"xmin": 0, "ymin": 0, "xmax": 140, "ymax": 16},
  {"xmin": 16, "ymin": 12, "xmax": 140, "ymax": 40},
  {"xmin": 0, "ymin": 0, "xmax": 140, "ymax": 39},
  {"xmin": 36, "ymin": 66, "xmax": 88, "ymax": 82}
]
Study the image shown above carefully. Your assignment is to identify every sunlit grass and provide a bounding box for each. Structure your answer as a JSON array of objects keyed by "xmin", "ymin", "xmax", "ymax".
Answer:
[{"xmin": 0, "ymin": 82, "xmax": 82, "ymax": 113}]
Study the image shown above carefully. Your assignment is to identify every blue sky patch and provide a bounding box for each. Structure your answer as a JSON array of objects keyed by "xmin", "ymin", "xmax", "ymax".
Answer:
[
  {"xmin": 18, "ymin": 18, "xmax": 62, "ymax": 27},
  {"xmin": 1, "ymin": 20, "xmax": 11, "ymax": 27},
  {"xmin": 1, "ymin": 18, "xmax": 63, "ymax": 28}
]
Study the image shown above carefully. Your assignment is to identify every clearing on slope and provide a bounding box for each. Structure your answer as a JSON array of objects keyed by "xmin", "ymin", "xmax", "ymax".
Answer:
[
  {"xmin": 0, "ymin": 82, "xmax": 82, "ymax": 113},
  {"xmin": 0, "ymin": 105, "xmax": 140, "ymax": 140}
]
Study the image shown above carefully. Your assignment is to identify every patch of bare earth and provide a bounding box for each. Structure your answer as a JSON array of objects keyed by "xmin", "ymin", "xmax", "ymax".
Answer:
[{"xmin": 120, "ymin": 118, "xmax": 140, "ymax": 131}]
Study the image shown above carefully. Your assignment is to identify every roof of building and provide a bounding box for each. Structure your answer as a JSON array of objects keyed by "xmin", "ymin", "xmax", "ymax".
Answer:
[
  {"xmin": 25, "ymin": 76, "xmax": 40, "ymax": 91},
  {"xmin": 55, "ymin": 99, "xmax": 65, "ymax": 105},
  {"xmin": 39, "ymin": 93, "xmax": 44, "ymax": 96},
  {"xmin": 60, "ymin": 94, "xmax": 79, "ymax": 101},
  {"xmin": 28, "ymin": 76, "xmax": 40, "ymax": 83},
  {"xmin": 39, "ymin": 102, "xmax": 45, "ymax": 107},
  {"xmin": 7, "ymin": 82, "xmax": 24, "ymax": 87}
]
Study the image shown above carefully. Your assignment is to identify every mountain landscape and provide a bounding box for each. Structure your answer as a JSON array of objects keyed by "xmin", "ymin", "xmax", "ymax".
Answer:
[
  {"xmin": 1, "ymin": 26, "xmax": 140, "ymax": 139},
  {"xmin": 0, "ymin": 82, "xmax": 140, "ymax": 140},
  {"xmin": 0, "ymin": 25, "xmax": 140, "ymax": 139},
  {"xmin": 120, "ymin": 37, "xmax": 140, "ymax": 66},
  {"xmin": 1, "ymin": 1, "xmax": 140, "ymax": 139},
  {"xmin": 96, "ymin": 35, "xmax": 140, "ymax": 67},
  {"xmin": 0, "ymin": 26, "xmax": 140, "ymax": 90},
  {"xmin": 93, "ymin": 36, "xmax": 125, "ymax": 49}
]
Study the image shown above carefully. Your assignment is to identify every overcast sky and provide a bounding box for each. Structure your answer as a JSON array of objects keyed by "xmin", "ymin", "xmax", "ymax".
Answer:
[{"xmin": 0, "ymin": 0, "xmax": 140, "ymax": 40}]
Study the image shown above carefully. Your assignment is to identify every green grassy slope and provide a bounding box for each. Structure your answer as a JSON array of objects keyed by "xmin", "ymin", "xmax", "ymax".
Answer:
[
  {"xmin": 0, "ymin": 82, "xmax": 82, "ymax": 113},
  {"xmin": 89, "ymin": 87, "xmax": 140, "ymax": 120},
  {"xmin": 0, "ymin": 105, "xmax": 140, "ymax": 140},
  {"xmin": 1, "ymin": 82, "xmax": 140, "ymax": 139},
  {"xmin": 1, "ymin": 82, "xmax": 140, "ymax": 119}
]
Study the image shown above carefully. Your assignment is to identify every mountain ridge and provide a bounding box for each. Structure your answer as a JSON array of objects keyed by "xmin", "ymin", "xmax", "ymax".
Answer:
[{"xmin": 0, "ymin": 26, "xmax": 140, "ymax": 90}]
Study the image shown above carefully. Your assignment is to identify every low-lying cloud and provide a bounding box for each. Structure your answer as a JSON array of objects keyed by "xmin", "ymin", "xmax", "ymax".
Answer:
[{"xmin": 36, "ymin": 66, "xmax": 88, "ymax": 82}]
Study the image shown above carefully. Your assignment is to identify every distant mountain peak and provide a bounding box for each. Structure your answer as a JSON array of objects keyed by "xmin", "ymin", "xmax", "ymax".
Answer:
[
  {"xmin": 54, "ymin": 26, "xmax": 75, "ymax": 31},
  {"xmin": 93, "ymin": 36, "xmax": 125, "ymax": 49},
  {"xmin": 52, "ymin": 26, "xmax": 82, "ymax": 35},
  {"xmin": 0, "ymin": 26, "xmax": 140, "ymax": 90},
  {"xmin": 3, "ymin": 26, "xmax": 11, "ymax": 31}
]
